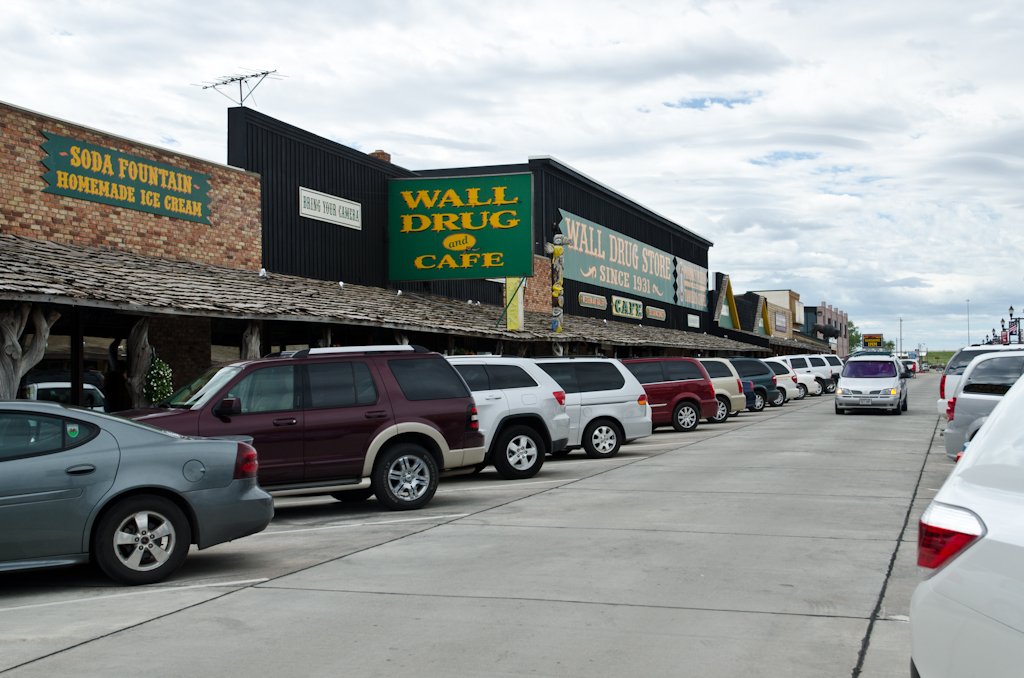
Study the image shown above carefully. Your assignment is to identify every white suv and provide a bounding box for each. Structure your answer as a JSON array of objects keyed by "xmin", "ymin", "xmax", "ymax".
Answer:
[
  {"xmin": 448, "ymin": 356, "xmax": 570, "ymax": 479},
  {"xmin": 534, "ymin": 357, "xmax": 652, "ymax": 458},
  {"xmin": 938, "ymin": 344, "xmax": 1024, "ymax": 418},
  {"xmin": 763, "ymin": 359, "xmax": 802, "ymax": 403},
  {"xmin": 781, "ymin": 355, "xmax": 837, "ymax": 393}
]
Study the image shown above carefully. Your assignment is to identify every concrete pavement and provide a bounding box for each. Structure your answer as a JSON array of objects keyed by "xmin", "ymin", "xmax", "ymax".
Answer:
[{"xmin": 0, "ymin": 376, "xmax": 945, "ymax": 677}]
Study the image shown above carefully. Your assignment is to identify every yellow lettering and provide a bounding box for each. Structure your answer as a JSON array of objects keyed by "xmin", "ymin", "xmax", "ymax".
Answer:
[
  {"xmin": 70, "ymin": 147, "xmax": 82, "ymax": 168},
  {"xmin": 118, "ymin": 158, "xmax": 128, "ymax": 179},
  {"xmin": 164, "ymin": 194, "xmax": 173, "ymax": 210},
  {"xmin": 126, "ymin": 186, "xmax": 135, "ymax": 203},
  {"xmin": 99, "ymin": 180, "xmax": 109, "ymax": 198},
  {"xmin": 67, "ymin": 174, "xmax": 78, "ymax": 191},
  {"xmin": 459, "ymin": 212, "xmax": 480, "ymax": 230},
  {"xmin": 90, "ymin": 151, "xmax": 102, "ymax": 174},
  {"xmin": 491, "ymin": 186, "xmax": 518, "ymax": 205},
  {"xmin": 157, "ymin": 167, "xmax": 168, "ymax": 188},
  {"xmin": 413, "ymin": 255, "xmax": 436, "ymax": 269},
  {"xmin": 400, "ymin": 190, "xmax": 441, "ymax": 209},
  {"xmin": 178, "ymin": 173, "xmax": 192, "ymax": 194},
  {"xmin": 101, "ymin": 154, "xmax": 114, "ymax": 176},
  {"xmin": 194, "ymin": 200, "xmax": 201, "ymax": 216},
  {"xmin": 401, "ymin": 214, "xmax": 431, "ymax": 233},
  {"xmin": 431, "ymin": 213, "xmax": 460, "ymax": 231},
  {"xmin": 437, "ymin": 189, "xmax": 465, "ymax": 208},
  {"xmin": 436, "ymin": 254, "xmax": 460, "ymax": 269},
  {"xmin": 465, "ymin": 188, "xmax": 492, "ymax": 206},
  {"xmin": 460, "ymin": 253, "xmax": 481, "ymax": 268},
  {"xmin": 128, "ymin": 161, "xmax": 138, "ymax": 181},
  {"xmin": 482, "ymin": 252, "xmax": 503, "ymax": 268},
  {"xmin": 56, "ymin": 171, "xmax": 69, "ymax": 189},
  {"xmin": 489, "ymin": 210, "xmax": 519, "ymax": 229}
]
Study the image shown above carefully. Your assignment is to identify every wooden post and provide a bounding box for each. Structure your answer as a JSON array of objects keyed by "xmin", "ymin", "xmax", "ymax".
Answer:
[
  {"xmin": 0, "ymin": 303, "xmax": 61, "ymax": 400},
  {"xmin": 127, "ymin": 317, "xmax": 151, "ymax": 409},
  {"xmin": 70, "ymin": 307, "xmax": 84, "ymax": 407},
  {"xmin": 241, "ymin": 320, "xmax": 261, "ymax": 359}
]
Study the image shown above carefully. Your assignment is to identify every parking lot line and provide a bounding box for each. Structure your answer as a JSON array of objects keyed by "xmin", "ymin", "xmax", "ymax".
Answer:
[
  {"xmin": 258, "ymin": 513, "xmax": 471, "ymax": 536},
  {"xmin": 436, "ymin": 479, "xmax": 579, "ymax": 493},
  {"xmin": 0, "ymin": 578, "xmax": 270, "ymax": 614}
]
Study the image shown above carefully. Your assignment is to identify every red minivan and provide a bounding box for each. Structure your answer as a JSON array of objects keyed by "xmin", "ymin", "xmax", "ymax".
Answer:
[
  {"xmin": 621, "ymin": 358, "xmax": 718, "ymax": 432},
  {"xmin": 125, "ymin": 345, "xmax": 485, "ymax": 510}
]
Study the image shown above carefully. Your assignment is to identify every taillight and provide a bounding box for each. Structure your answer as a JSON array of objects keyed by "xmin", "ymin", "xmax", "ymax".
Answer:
[
  {"xmin": 553, "ymin": 390, "xmax": 566, "ymax": 406},
  {"xmin": 736, "ymin": 379, "xmax": 742, "ymax": 393},
  {"xmin": 467, "ymin": 405, "xmax": 479, "ymax": 431},
  {"xmin": 940, "ymin": 375, "xmax": 946, "ymax": 399},
  {"xmin": 792, "ymin": 375, "xmax": 798, "ymax": 384},
  {"xmin": 637, "ymin": 394, "xmax": 648, "ymax": 406},
  {"xmin": 771, "ymin": 375, "xmax": 777, "ymax": 385},
  {"xmin": 946, "ymin": 397, "xmax": 956, "ymax": 421},
  {"xmin": 233, "ymin": 442, "xmax": 258, "ymax": 479},
  {"xmin": 709, "ymin": 383, "xmax": 716, "ymax": 397},
  {"xmin": 918, "ymin": 502, "xmax": 985, "ymax": 570}
]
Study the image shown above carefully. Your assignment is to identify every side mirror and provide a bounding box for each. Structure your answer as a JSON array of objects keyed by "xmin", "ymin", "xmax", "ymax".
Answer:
[{"xmin": 215, "ymin": 397, "xmax": 242, "ymax": 417}]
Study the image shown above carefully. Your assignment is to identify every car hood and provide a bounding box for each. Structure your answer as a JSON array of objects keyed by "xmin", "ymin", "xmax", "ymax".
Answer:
[
  {"xmin": 120, "ymin": 407, "xmax": 200, "ymax": 433},
  {"xmin": 839, "ymin": 377, "xmax": 898, "ymax": 391}
]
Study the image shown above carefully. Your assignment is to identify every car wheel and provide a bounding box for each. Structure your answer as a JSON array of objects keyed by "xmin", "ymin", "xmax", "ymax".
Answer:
[
  {"xmin": 769, "ymin": 388, "xmax": 785, "ymax": 407},
  {"xmin": 812, "ymin": 380, "xmax": 824, "ymax": 396},
  {"xmin": 372, "ymin": 443, "xmax": 438, "ymax": 511},
  {"xmin": 492, "ymin": 425, "xmax": 545, "ymax": 479},
  {"xmin": 93, "ymin": 494, "xmax": 191, "ymax": 585},
  {"xmin": 902, "ymin": 396, "xmax": 908, "ymax": 412},
  {"xmin": 583, "ymin": 420, "xmax": 622, "ymax": 458},
  {"xmin": 708, "ymin": 396, "xmax": 730, "ymax": 423},
  {"xmin": 835, "ymin": 402, "xmax": 845, "ymax": 415},
  {"xmin": 671, "ymin": 402, "xmax": 700, "ymax": 432},
  {"xmin": 748, "ymin": 392, "xmax": 766, "ymax": 413},
  {"xmin": 331, "ymin": 488, "xmax": 375, "ymax": 503},
  {"xmin": 825, "ymin": 379, "xmax": 837, "ymax": 394},
  {"xmin": 797, "ymin": 384, "xmax": 807, "ymax": 400},
  {"xmin": 893, "ymin": 403, "xmax": 903, "ymax": 416}
]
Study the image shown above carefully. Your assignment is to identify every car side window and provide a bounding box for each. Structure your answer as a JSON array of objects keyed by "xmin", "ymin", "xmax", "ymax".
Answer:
[
  {"xmin": 700, "ymin": 361, "xmax": 732, "ymax": 378},
  {"xmin": 732, "ymin": 361, "xmax": 755, "ymax": 378},
  {"xmin": 576, "ymin": 363, "xmax": 626, "ymax": 392},
  {"xmin": 487, "ymin": 365, "xmax": 538, "ymax": 390},
  {"xmin": 790, "ymin": 358, "xmax": 808, "ymax": 368},
  {"xmin": 808, "ymin": 357, "xmax": 826, "ymax": 367},
  {"xmin": 388, "ymin": 358, "xmax": 470, "ymax": 401},
  {"xmin": 307, "ymin": 361, "xmax": 378, "ymax": 409},
  {"xmin": 624, "ymin": 361, "xmax": 665, "ymax": 384},
  {"xmin": 766, "ymin": 362, "xmax": 790, "ymax": 376},
  {"xmin": 453, "ymin": 364, "xmax": 490, "ymax": 391},
  {"xmin": 538, "ymin": 363, "xmax": 580, "ymax": 394},
  {"xmin": 826, "ymin": 356, "xmax": 842, "ymax": 366},
  {"xmin": 0, "ymin": 413, "xmax": 64, "ymax": 461},
  {"xmin": 227, "ymin": 365, "xmax": 298, "ymax": 414},
  {"xmin": 665, "ymin": 361, "xmax": 703, "ymax": 381},
  {"xmin": 962, "ymin": 356, "xmax": 1024, "ymax": 395}
]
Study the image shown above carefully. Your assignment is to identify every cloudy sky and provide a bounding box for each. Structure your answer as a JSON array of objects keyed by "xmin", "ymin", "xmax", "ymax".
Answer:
[{"xmin": 3, "ymin": 1, "xmax": 1022, "ymax": 350}]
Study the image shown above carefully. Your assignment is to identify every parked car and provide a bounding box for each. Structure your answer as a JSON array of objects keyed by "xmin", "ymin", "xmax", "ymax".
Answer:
[
  {"xmin": 535, "ymin": 356, "xmax": 651, "ymax": 458},
  {"xmin": 943, "ymin": 351, "xmax": 1024, "ymax": 459},
  {"xmin": 763, "ymin": 359, "xmax": 801, "ymax": 403},
  {"xmin": 698, "ymin": 358, "xmax": 746, "ymax": 422},
  {"xmin": 938, "ymin": 345, "xmax": 1024, "ymax": 419},
  {"xmin": 834, "ymin": 354, "xmax": 910, "ymax": 414},
  {"xmin": 126, "ymin": 345, "xmax": 485, "ymax": 511},
  {"xmin": 622, "ymin": 358, "xmax": 717, "ymax": 432},
  {"xmin": 727, "ymin": 358, "xmax": 778, "ymax": 411},
  {"xmin": 21, "ymin": 382, "xmax": 106, "ymax": 411},
  {"xmin": 901, "ymin": 359, "xmax": 920, "ymax": 378},
  {"xmin": 741, "ymin": 380, "xmax": 756, "ymax": 410},
  {"xmin": 910, "ymin": 375, "xmax": 1024, "ymax": 677},
  {"xmin": 446, "ymin": 356, "xmax": 569, "ymax": 478},
  {"xmin": 780, "ymin": 355, "xmax": 836, "ymax": 394},
  {"xmin": 0, "ymin": 401, "xmax": 273, "ymax": 584}
]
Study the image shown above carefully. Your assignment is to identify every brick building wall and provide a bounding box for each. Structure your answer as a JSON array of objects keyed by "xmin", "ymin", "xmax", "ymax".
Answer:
[
  {"xmin": 149, "ymin": 315, "xmax": 212, "ymax": 390},
  {"xmin": 525, "ymin": 254, "xmax": 551, "ymax": 314},
  {"xmin": 0, "ymin": 101, "xmax": 261, "ymax": 270}
]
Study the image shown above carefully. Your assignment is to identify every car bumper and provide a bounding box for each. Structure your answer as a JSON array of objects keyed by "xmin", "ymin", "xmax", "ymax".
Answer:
[
  {"xmin": 937, "ymin": 398, "xmax": 948, "ymax": 418},
  {"xmin": 551, "ymin": 437, "xmax": 568, "ymax": 453},
  {"xmin": 621, "ymin": 415, "xmax": 652, "ymax": 442},
  {"xmin": 728, "ymin": 394, "xmax": 746, "ymax": 411},
  {"xmin": 835, "ymin": 395, "xmax": 900, "ymax": 409},
  {"xmin": 187, "ymin": 478, "xmax": 274, "ymax": 550},
  {"xmin": 700, "ymin": 399, "xmax": 719, "ymax": 418},
  {"xmin": 944, "ymin": 427, "xmax": 966, "ymax": 459}
]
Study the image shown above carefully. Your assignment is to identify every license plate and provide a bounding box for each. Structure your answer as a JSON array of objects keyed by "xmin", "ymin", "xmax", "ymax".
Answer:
[{"xmin": 859, "ymin": 399, "xmax": 871, "ymax": 405}]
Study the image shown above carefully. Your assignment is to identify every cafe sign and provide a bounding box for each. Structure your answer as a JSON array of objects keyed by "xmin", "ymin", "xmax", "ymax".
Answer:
[
  {"xmin": 388, "ymin": 174, "xmax": 533, "ymax": 281},
  {"xmin": 41, "ymin": 133, "xmax": 211, "ymax": 224},
  {"xmin": 611, "ymin": 296, "xmax": 644, "ymax": 319}
]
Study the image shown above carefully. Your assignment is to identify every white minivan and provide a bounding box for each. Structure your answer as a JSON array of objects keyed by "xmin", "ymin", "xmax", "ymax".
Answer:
[
  {"xmin": 448, "ymin": 356, "xmax": 570, "ymax": 479},
  {"xmin": 535, "ymin": 357, "xmax": 652, "ymax": 458}
]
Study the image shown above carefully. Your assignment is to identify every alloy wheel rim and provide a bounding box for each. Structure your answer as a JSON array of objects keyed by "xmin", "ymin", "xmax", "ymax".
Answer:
[
  {"xmin": 113, "ymin": 510, "xmax": 176, "ymax": 572},
  {"xmin": 773, "ymin": 390, "xmax": 784, "ymax": 405},
  {"xmin": 678, "ymin": 406, "xmax": 697, "ymax": 428},
  {"xmin": 387, "ymin": 455, "xmax": 430, "ymax": 501},
  {"xmin": 755, "ymin": 394, "xmax": 764, "ymax": 409},
  {"xmin": 593, "ymin": 425, "xmax": 617, "ymax": 453},
  {"xmin": 716, "ymin": 399, "xmax": 728, "ymax": 420},
  {"xmin": 506, "ymin": 435, "xmax": 538, "ymax": 469}
]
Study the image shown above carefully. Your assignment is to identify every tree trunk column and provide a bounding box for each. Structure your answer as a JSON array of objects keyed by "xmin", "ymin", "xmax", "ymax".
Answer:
[
  {"xmin": 127, "ymin": 317, "xmax": 152, "ymax": 409},
  {"xmin": 70, "ymin": 307, "xmax": 84, "ymax": 407}
]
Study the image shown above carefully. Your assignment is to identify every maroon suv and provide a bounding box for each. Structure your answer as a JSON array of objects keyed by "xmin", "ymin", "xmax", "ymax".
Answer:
[
  {"xmin": 621, "ymin": 358, "xmax": 718, "ymax": 432},
  {"xmin": 125, "ymin": 345, "xmax": 485, "ymax": 510}
]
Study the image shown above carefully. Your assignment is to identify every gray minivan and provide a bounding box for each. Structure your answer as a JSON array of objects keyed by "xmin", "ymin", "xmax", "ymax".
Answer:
[{"xmin": 944, "ymin": 351, "xmax": 1024, "ymax": 459}]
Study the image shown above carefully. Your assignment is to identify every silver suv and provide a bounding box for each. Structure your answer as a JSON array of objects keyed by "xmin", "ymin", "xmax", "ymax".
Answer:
[
  {"xmin": 944, "ymin": 351, "xmax": 1024, "ymax": 459},
  {"xmin": 447, "ymin": 356, "xmax": 570, "ymax": 479},
  {"xmin": 534, "ymin": 357, "xmax": 652, "ymax": 458},
  {"xmin": 938, "ymin": 344, "xmax": 1024, "ymax": 418}
]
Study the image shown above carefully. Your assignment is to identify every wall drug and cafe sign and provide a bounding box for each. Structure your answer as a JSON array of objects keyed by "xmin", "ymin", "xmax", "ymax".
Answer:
[
  {"xmin": 388, "ymin": 174, "xmax": 533, "ymax": 281},
  {"xmin": 41, "ymin": 133, "xmax": 211, "ymax": 223}
]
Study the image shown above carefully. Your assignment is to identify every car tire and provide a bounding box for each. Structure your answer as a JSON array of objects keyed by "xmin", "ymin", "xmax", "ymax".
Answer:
[
  {"xmin": 583, "ymin": 420, "xmax": 622, "ymax": 458},
  {"xmin": 825, "ymin": 379, "xmax": 837, "ymax": 394},
  {"xmin": 708, "ymin": 396, "xmax": 730, "ymax": 423},
  {"xmin": 492, "ymin": 425, "xmax": 545, "ymax": 479},
  {"xmin": 769, "ymin": 388, "xmax": 785, "ymax": 407},
  {"xmin": 796, "ymin": 384, "xmax": 807, "ymax": 399},
  {"xmin": 835, "ymin": 402, "xmax": 845, "ymax": 415},
  {"xmin": 372, "ymin": 443, "xmax": 439, "ymax": 511},
  {"xmin": 893, "ymin": 403, "xmax": 903, "ymax": 416},
  {"xmin": 93, "ymin": 494, "xmax": 191, "ymax": 585},
  {"xmin": 812, "ymin": 380, "xmax": 824, "ymax": 396},
  {"xmin": 331, "ymin": 488, "xmax": 375, "ymax": 503},
  {"xmin": 902, "ymin": 396, "xmax": 908, "ymax": 412},
  {"xmin": 748, "ymin": 391, "xmax": 766, "ymax": 413},
  {"xmin": 671, "ymin": 401, "xmax": 700, "ymax": 432}
]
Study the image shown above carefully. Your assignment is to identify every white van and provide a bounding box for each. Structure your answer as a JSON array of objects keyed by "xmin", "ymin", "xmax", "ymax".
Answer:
[{"xmin": 835, "ymin": 354, "xmax": 911, "ymax": 414}]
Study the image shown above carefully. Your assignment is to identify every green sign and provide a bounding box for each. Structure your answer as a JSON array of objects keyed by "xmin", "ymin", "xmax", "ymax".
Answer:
[
  {"xmin": 612, "ymin": 296, "xmax": 644, "ymax": 319},
  {"xmin": 578, "ymin": 292, "xmax": 607, "ymax": 310},
  {"xmin": 41, "ymin": 133, "xmax": 211, "ymax": 224},
  {"xmin": 388, "ymin": 174, "xmax": 533, "ymax": 281}
]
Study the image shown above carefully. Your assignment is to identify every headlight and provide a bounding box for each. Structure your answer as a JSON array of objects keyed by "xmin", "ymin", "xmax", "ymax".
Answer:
[
  {"xmin": 836, "ymin": 387, "xmax": 844, "ymax": 394},
  {"xmin": 888, "ymin": 388, "xmax": 898, "ymax": 395}
]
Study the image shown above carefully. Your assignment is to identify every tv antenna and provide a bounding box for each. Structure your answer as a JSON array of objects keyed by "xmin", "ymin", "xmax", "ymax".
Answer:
[{"xmin": 196, "ymin": 69, "xmax": 285, "ymax": 107}]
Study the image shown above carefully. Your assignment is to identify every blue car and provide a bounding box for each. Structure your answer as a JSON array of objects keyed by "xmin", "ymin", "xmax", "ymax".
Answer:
[{"xmin": 0, "ymin": 401, "xmax": 273, "ymax": 584}]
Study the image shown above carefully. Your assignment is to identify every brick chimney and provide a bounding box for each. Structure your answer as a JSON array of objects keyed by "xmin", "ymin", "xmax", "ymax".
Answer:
[{"xmin": 369, "ymin": 149, "xmax": 391, "ymax": 163}]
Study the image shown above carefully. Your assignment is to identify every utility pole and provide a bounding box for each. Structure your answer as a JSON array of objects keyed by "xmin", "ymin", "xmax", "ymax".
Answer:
[
  {"xmin": 967, "ymin": 299, "xmax": 971, "ymax": 345},
  {"xmin": 899, "ymin": 317, "xmax": 903, "ymax": 355}
]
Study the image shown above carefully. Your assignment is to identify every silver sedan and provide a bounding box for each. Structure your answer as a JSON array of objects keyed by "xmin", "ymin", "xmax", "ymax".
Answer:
[{"xmin": 0, "ymin": 401, "xmax": 273, "ymax": 585}]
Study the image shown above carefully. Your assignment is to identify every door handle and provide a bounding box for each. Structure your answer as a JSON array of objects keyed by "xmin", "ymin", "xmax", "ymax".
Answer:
[
  {"xmin": 364, "ymin": 410, "xmax": 388, "ymax": 419},
  {"xmin": 273, "ymin": 418, "xmax": 297, "ymax": 426},
  {"xmin": 485, "ymin": 395, "xmax": 502, "ymax": 400},
  {"xmin": 65, "ymin": 464, "xmax": 96, "ymax": 476}
]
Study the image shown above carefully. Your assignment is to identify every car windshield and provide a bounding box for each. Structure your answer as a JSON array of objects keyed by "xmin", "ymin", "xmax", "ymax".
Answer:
[
  {"xmin": 946, "ymin": 349, "xmax": 995, "ymax": 376},
  {"xmin": 164, "ymin": 365, "xmax": 242, "ymax": 409},
  {"xmin": 842, "ymin": 361, "xmax": 897, "ymax": 378}
]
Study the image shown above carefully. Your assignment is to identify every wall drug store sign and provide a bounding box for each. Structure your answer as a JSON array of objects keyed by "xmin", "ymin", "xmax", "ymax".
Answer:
[
  {"xmin": 388, "ymin": 174, "xmax": 533, "ymax": 281},
  {"xmin": 41, "ymin": 133, "xmax": 211, "ymax": 224}
]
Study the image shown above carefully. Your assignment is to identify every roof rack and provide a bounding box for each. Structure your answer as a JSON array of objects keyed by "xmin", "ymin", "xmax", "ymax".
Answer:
[
  {"xmin": 532, "ymin": 354, "xmax": 609, "ymax": 359},
  {"xmin": 264, "ymin": 345, "xmax": 429, "ymax": 359}
]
